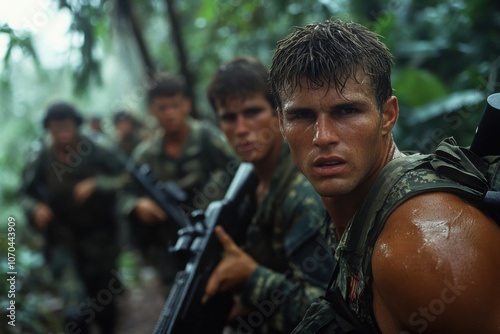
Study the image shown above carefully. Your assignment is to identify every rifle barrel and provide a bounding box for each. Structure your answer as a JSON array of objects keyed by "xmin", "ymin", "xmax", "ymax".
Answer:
[{"xmin": 469, "ymin": 93, "xmax": 500, "ymax": 157}]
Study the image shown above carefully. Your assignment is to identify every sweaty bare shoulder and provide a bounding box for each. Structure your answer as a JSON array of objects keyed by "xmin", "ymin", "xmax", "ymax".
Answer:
[{"xmin": 371, "ymin": 192, "xmax": 500, "ymax": 334}]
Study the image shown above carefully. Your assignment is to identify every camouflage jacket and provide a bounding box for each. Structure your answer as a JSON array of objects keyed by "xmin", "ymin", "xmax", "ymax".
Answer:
[
  {"xmin": 238, "ymin": 143, "xmax": 335, "ymax": 334},
  {"xmin": 114, "ymin": 129, "xmax": 144, "ymax": 157},
  {"xmin": 118, "ymin": 118, "xmax": 238, "ymax": 219},
  {"xmin": 19, "ymin": 135, "xmax": 127, "ymax": 265}
]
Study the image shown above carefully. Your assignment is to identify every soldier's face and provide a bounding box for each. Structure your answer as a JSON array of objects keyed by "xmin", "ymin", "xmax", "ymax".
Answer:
[
  {"xmin": 115, "ymin": 119, "xmax": 133, "ymax": 138},
  {"xmin": 149, "ymin": 95, "xmax": 191, "ymax": 133},
  {"xmin": 216, "ymin": 92, "xmax": 281, "ymax": 163},
  {"xmin": 48, "ymin": 119, "xmax": 79, "ymax": 147},
  {"xmin": 278, "ymin": 73, "xmax": 398, "ymax": 198}
]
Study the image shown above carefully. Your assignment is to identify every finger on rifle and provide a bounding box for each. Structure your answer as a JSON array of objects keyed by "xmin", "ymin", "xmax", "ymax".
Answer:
[
  {"xmin": 214, "ymin": 225, "xmax": 236, "ymax": 250},
  {"xmin": 148, "ymin": 200, "xmax": 167, "ymax": 221},
  {"xmin": 153, "ymin": 207, "xmax": 167, "ymax": 221},
  {"xmin": 201, "ymin": 292, "xmax": 212, "ymax": 305},
  {"xmin": 203, "ymin": 272, "xmax": 220, "ymax": 304}
]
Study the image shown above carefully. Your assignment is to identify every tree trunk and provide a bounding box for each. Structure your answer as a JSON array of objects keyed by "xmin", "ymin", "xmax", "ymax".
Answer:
[
  {"xmin": 117, "ymin": 0, "xmax": 156, "ymax": 80},
  {"xmin": 164, "ymin": 0, "xmax": 199, "ymax": 119}
]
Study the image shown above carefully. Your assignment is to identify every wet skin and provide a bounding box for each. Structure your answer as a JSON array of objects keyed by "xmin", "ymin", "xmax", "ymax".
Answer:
[
  {"xmin": 278, "ymin": 73, "xmax": 500, "ymax": 332},
  {"xmin": 278, "ymin": 73, "xmax": 398, "ymax": 235},
  {"xmin": 373, "ymin": 192, "xmax": 500, "ymax": 333},
  {"xmin": 203, "ymin": 93, "xmax": 284, "ymax": 309},
  {"xmin": 216, "ymin": 92, "xmax": 282, "ymax": 166}
]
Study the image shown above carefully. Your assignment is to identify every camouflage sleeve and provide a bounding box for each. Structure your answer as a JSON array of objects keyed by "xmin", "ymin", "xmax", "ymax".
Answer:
[
  {"xmin": 240, "ymin": 183, "xmax": 334, "ymax": 333},
  {"xmin": 93, "ymin": 142, "xmax": 129, "ymax": 193},
  {"xmin": 18, "ymin": 151, "xmax": 44, "ymax": 223},
  {"xmin": 114, "ymin": 141, "xmax": 151, "ymax": 218}
]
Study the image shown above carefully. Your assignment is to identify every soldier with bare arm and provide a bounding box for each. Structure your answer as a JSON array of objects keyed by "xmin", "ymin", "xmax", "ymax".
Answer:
[{"xmin": 269, "ymin": 20, "xmax": 500, "ymax": 334}]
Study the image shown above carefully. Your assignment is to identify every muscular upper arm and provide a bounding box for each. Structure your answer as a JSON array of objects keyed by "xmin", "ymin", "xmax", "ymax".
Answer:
[{"xmin": 372, "ymin": 192, "xmax": 500, "ymax": 334}]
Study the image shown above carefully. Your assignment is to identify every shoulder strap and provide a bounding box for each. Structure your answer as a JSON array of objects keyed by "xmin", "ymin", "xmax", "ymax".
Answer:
[
  {"xmin": 333, "ymin": 142, "xmax": 490, "ymax": 332},
  {"xmin": 326, "ymin": 137, "xmax": 500, "ymax": 333}
]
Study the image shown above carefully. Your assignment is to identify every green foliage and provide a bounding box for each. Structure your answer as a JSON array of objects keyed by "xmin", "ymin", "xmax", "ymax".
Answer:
[
  {"xmin": 352, "ymin": 0, "xmax": 499, "ymax": 151},
  {"xmin": 393, "ymin": 68, "xmax": 448, "ymax": 108},
  {"xmin": 1, "ymin": 25, "xmax": 40, "ymax": 68},
  {"xmin": 0, "ymin": 0, "xmax": 499, "ymax": 332}
]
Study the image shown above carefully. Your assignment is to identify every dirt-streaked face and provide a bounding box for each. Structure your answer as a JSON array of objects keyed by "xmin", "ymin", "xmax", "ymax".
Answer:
[
  {"xmin": 149, "ymin": 95, "xmax": 191, "ymax": 134},
  {"xmin": 216, "ymin": 92, "xmax": 281, "ymax": 163},
  {"xmin": 278, "ymin": 73, "xmax": 398, "ymax": 198}
]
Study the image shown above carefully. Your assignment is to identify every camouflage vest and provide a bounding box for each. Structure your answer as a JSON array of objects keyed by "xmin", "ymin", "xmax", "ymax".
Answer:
[{"xmin": 292, "ymin": 138, "xmax": 500, "ymax": 334}]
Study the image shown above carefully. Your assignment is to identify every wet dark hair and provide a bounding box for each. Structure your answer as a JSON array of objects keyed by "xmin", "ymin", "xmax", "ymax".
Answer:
[
  {"xmin": 207, "ymin": 56, "xmax": 277, "ymax": 113},
  {"xmin": 147, "ymin": 73, "xmax": 189, "ymax": 105},
  {"xmin": 270, "ymin": 20, "xmax": 394, "ymax": 112},
  {"xmin": 43, "ymin": 102, "xmax": 83, "ymax": 129}
]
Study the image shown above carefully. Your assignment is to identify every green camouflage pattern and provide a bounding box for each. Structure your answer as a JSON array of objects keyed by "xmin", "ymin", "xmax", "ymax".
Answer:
[
  {"xmin": 19, "ymin": 135, "xmax": 126, "ymax": 259},
  {"xmin": 19, "ymin": 135, "xmax": 127, "ymax": 331},
  {"xmin": 292, "ymin": 138, "xmax": 500, "ymax": 334},
  {"xmin": 117, "ymin": 118, "xmax": 237, "ymax": 217},
  {"xmin": 113, "ymin": 128, "xmax": 144, "ymax": 157},
  {"xmin": 238, "ymin": 143, "xmax": 335, "ymax": 334},
  {"xmin": 116, "ymin": 118, "xmax": 237, "ymax": 286}
]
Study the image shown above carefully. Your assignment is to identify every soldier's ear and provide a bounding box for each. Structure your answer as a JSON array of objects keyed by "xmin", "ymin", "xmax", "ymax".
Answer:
[{"xmin": 381, "ymin": 96, "xmax": 398, "ymax": 136}]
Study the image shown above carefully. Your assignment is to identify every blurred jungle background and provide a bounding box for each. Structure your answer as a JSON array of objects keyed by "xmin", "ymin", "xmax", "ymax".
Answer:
[{"xmin": 1, "ymin": 0, "xmax": 499, "ymax": 333}]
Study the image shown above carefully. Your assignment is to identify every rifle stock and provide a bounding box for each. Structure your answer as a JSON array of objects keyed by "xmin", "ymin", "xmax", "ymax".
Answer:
[{"xmin": 152, "ymin": 162, "xmax": 258, "ymax": 334}]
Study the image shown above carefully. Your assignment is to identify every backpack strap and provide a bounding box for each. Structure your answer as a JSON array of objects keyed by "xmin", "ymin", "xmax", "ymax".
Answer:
[
  {"xmin": 431, "ymin": 137, "xmax": 490, "ymax": 192},
  {"xmin": 333, "ymin": 138, "xmax": 494, "ymax": 332},
  {"xmin": 433, "ymin": 137, "xmax": 500, "ymax": 220},
  {"xmin": 318, "ymin": 137, "xmax": 500, "ymax": 334}
]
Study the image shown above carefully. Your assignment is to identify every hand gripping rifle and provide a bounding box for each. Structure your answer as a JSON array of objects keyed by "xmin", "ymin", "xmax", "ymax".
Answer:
[
  {"xmin": 152, "ymin": 162, "xmax": 258, "ymax": 334},
  {"xmin": 126, "ymin": 159, "xmax": 190, "ymax": 228}
]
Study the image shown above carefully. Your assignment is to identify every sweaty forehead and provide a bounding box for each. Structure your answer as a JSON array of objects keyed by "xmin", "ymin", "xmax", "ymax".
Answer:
[
  {"xmin": 282, "ymin": 73, "xmax": 373, "ymax": 109},
  {"xmin": 216, "ymin": 92, "xmax": 266, "ymax": 111}
]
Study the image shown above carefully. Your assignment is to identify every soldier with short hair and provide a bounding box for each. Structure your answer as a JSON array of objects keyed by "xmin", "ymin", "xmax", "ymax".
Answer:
[
  {"xmin": 203, "ymin": 56, "xmax": 335, "ymax": 334},
  {"xmin": 117, "ymin": 73, "xmax": 237, "ymax": 290},
  {"xmin": 19, "ymin": 102, "xmax": 126, "ymax": 334},
  {"xmin": 270, "ymin": 19, "xmax": 500, "ymax": 333},
  {"xmin": 112, "ymin": 110, "xmax": 148, "ymax": 156}
]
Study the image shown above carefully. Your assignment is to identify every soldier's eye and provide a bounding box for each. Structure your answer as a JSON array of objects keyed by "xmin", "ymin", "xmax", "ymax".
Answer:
[
  {"xmin": 243, "ymin": 108, "xmax": 263, "ymax": 118},
  {"xmin": 339, "ymin": 108, "xmax": 358, "ymax": 115},
  {"xmin": 220, "ymin": 113, "xmax": 237, "ymax": 123},
  {"xmin": 286, "ymin": 109, "xmax": 315, "ymax": 120}
]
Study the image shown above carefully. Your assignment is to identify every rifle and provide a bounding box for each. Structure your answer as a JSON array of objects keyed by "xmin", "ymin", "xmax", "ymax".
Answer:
[
  {"xmin": 469, "ymin": 92, "xmax": 500, "ymax": 209},
  {"xmin": 126, "ymin": 159, "xmax": 190, "ymax": 228},
  {"xmin": 469, "ymin": 92, "xmax": 500, "ymax": 157},
  {"xmin": 152, "ymin": 162, "xmax": 258, "ymax": 334}
]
